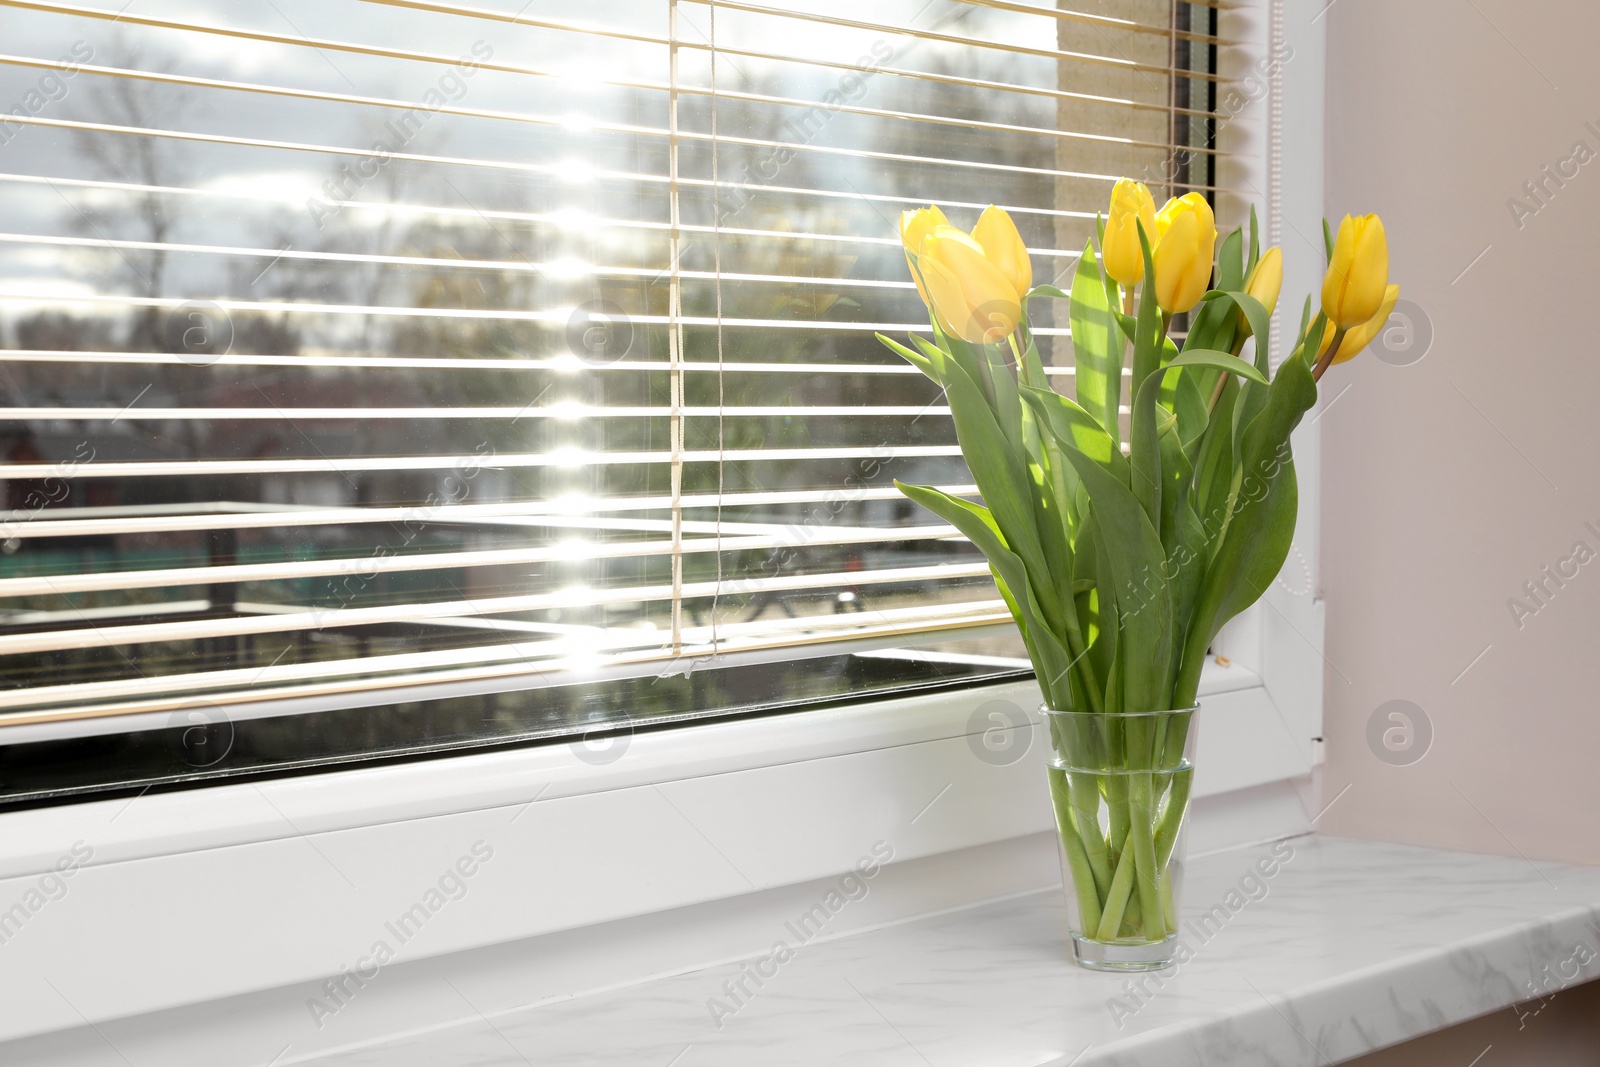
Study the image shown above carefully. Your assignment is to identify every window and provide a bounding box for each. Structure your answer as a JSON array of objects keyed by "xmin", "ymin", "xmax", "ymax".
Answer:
[{"xmin": 0, "ymin": 0, "xmax": 1238, "ymax": 803}]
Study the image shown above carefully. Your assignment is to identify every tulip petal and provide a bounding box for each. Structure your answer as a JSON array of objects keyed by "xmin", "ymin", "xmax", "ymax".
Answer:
[
  {"xmin": 900, "ymin": 205, "xmax": 950, "ymax": 307},
  {"xmin": 1331, "ymin": 284, "xmax": 1401, "ymax": 365},
  {"xmin": 1149, "ymin": 193, "xmax": 1217, "ymax": 314},
  {"xmin": 1104, "ymin": 179, "xmax": 1157, "ymax": 287},
  {"xmin": 921, "ymin": 230, "xmax": 1023, "ymax": 345},
  {"xmin": 971, "ymin": 205, "xmax": 1032, "ymax": 299},
  {"xmin": 1245, "ymin": 247, "xmax": 1283, "ymax": 317},
  {"xmin": 1151, "ymin": 212, "xmax": 1198, "ymax": 313},
  {"xmin": 1322, "ymin": 214, "xmax": 1389, "ymax": 328}
]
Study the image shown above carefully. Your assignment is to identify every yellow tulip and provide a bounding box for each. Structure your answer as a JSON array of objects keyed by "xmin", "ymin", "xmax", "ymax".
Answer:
[
  {"xmin": 899, "ymin": 204, "xmax": 950, "ymax": 306},
  {"xmin": 1152, "ymin": 192, "xmax": 1217, "ymax": 314},
  {"xmin": 1315, "ymin": 318, "xmax": 1336, "ymax": 358},
  {"xmin": 1331, "ymin": 284, "xmax": 1401, "ymax": 365},
  {"xmin": 1322, "ymin": 214, "xmax": 1389, "ymax": 328},
  {"xmin": 1244, "ymin": 247, "xmax": 1283, "ymax": 317},
  {"xmin": 1103, "ymin": 179, "xmax": 1157, "ymax": 287},
  {"xmin": 918, "ymin": 225, "xmax": 1022, "ymax": 345},
  {"xmin": 970, "ymin": 205, "xmax": 1032, "ymax": 301}
]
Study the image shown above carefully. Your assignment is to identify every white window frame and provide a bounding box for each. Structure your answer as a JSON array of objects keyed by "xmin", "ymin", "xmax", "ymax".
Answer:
[{"xmin": 0, "ymin": 0, "xmax": 1327, "ymax": 1047}]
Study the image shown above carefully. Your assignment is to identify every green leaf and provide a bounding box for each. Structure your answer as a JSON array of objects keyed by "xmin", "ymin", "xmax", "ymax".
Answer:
[
  {"xmin": 897, "ymin": 481, "xmax": 1003, "ymax": 542},
  {"xmin": 1248, "ymin": 205, "xmax": 1260, "ymax": 275},
  {"xmin": 1017, "ymin": 333, "xmax": 1051, "ymax": 391},
  {"xmin": 1193, "ymin": 375, "xmax": 1238, "ymax": 546},
  {"xmin": 1129, "ymin": 371, "xmax": 1162, "ymax": 535},
  {"xmin": 983, "ymin": 340, "xmax": 1025, "ymax": 456},
  {"xmin": 1160, "ymin": 346, "xmax": 1269, "ymax": 387},
  {"xmin": 1230, "ymin": 313, "xmax": 1284, "ymax": 459},
  {"xmin": 1157, "ymin": 422, "xmax": 1193, "ymax": 553},
  {"xmin": 1021, "ymin": 386, "xmax": 1131, "ymax": 488},
  {"xmin": 1027, "ymin": 284, "xmax": 1073, "ymax": 302},
  {"xmin": 1177, "ymin": 350, "xmax": 1319, "ymax": 701},
  {"xmin": 1168, "ymin": 368, "xmax": 1209, "ymax": 452},
  {"xmin": 1073, "ymin": 518, "xmax": 1114, "ymax": 702},
  {"xmin": 878, "ymin": 332, "xmax": 941, "ymax": 383},
  {"xmin": 1102, "ymin": 607, "xmax": 1123, "ymax": 716},
  {"xmin": 910, "ymin": 333, "xmax": 950, "ymax": 369},
  {"xmin": 942, "ymin": 367, "xmax": 1057, "ymax": 626},
  {"xmin": 896, "ymin": 482, "xmax": 1078, "ymax": 707},
  {"xmin": 1323, "ymin": 217, "xmax": 1335, "ymax": 261},
  {"xmin": 1069, "ymin": 241, "xmax": 1124, "ymax": 447},
  {"xmin": 1180, "ymin": 299, "xmax": 1231, "ymax": 360},
  {"xmin": 1022, "ymin": 397, "xmax": 1078, "ymax": 627},
  {"xmin": 1129, "ymin": 220, "xmax": 1164, "ymax": 404},
  {"xmin": 1197, "ymin": 291, "xmax": 1273, "ymax": 366},
  {"xmin": 1215, "ymin": 227, "xmax": 1245, "ymax": 295},
  {"xmin": 1057, "ymin": 447, "xmax": 1174, "ymax": 713},
  {"xmin": 935, "ymin": 324, "xmax": 994, "ymax": 413},
  {"xmin": 1132, "ymin": 348, "xmax": 1265, "ymax": 538},
  {"xmin": 1291, "ymin": 309, "xmax": 1331, "ymax": 366},
  {"xmin": 1166, "ymin": 502, "xmax": 1209, "ymax": 695},
  {"xmin": 1126, "ymin": 222, "xmax": 1167, "ymax": 534}
]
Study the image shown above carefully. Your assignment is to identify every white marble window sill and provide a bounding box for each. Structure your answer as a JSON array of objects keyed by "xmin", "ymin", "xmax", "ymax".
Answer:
[{"xmin": 178, "ymin": 835, "xmax": 1600, "ymax": 1065}]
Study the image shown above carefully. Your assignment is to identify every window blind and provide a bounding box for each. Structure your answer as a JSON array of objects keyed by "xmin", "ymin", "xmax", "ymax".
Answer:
[{"xmin": 0, "ymin": 0, "xmax": 1241, "ymax": 757}]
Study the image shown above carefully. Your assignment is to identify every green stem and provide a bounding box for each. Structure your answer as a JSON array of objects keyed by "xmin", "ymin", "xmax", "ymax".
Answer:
[
  {"xmin": 1094, "ymin": 829, "xmax": 1137, "ymax": 940},
  {"xmin": 1128, "ymin": 771, "xmax": 1166, "ymax": 942},
  {"xmin": 1123, "ymin": 892, "xmax": 1143, "ymax": 936},
  {"xmin": 1048, "ymin": 766, "xmax": 1103, "ymax": 934},
  {"xmin": 1058, "ymin": 609, "xmax": 1103, "ymax": 716},
  {"xmin": 1067, "ymin": 771, "xmax": 1114, "ymax": 899},
  {"xmin": 1154, "ymin": 765, "xmax": 1195, "ymax": 870},
  {"xmin": 1172, "ymin": 639, "xmax": 1208, "ymax": 712},
  {"xmin": 1104, "ymin": 770, "xmax": 1130, "ymax": 864}
]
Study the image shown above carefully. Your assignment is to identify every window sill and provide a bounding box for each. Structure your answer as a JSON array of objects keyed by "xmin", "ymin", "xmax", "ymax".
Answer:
[
  {"xmin": 276, "ymin": 834, "xmax": 1592, "ymax": 1067},
  {"xmin": 0, "ymin": 661, "xmax": 1309, "ymax": 1046},
  {"xmin": 9, "ymin": 834, "xmax": 1597, "ymax": 1065}
]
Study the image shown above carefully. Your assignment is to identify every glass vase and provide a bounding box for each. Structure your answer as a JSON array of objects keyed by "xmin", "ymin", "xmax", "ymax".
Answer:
[{"xmin": 1044, "ymin": 705, "xmax": 1199, "ymax": 971}]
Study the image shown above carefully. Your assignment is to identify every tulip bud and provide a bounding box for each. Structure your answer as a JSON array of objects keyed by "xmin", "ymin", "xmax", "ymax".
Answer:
[
  {"xmin": 1103, "ymin": 179, "xmax": 1157, "ymax": 287},
  {"xmin": 1152, "ymin": 193, "xmax": 1217, "ymax": 314},
  {"xmin": 1321, "ymin": 214, "xmax": 1389, "ymax": 328},
  {"xmin": 1330, "ymin": 284, "xmax": 1401, "ymax": 365},
  {"xmin": 1315, "ymin": 318, "xmax": 1336, "ymax": 359},
  {"xmin": 1244, "ymin": 247, "xmax": 1283, "ymax": 317},
  {"xmin": 970, "ymin": 205, "xmax": 1032, "ymax": 301},
  {"xmin": 918, "ymin": 226, "xmax": 1023, "ymax": 345},
  {"xmin": 899, "ymin": 205, "xmax": 950, "ymax": 307}
]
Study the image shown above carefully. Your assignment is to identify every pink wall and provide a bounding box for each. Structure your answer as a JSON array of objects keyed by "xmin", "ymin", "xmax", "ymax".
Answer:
[{"xmin": 1319, "ymin": 0, "xmax": 1600, "ymax": 865}]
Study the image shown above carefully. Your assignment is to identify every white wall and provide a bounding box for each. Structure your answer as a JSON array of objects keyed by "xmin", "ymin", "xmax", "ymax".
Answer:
[{"xmin": 1319, "ymin": 0, "xmax": 1600, "ymax": 865}]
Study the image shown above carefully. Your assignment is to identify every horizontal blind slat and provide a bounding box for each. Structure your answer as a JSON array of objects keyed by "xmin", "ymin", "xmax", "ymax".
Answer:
[
  {"xmin": 0, "ymin": 523, "xmax": 967, "ymax": 598},
  {"xmin": 0, "ymin": 350, "xmax": 1102, "ymax": 379},
  {"xmin": 0, "ymin": 111, "xmax": 1182, "ymax": 192},
  {"xmin": 0, "ymin": 605, "xmax": 1016, "ymax": 723},
  {"xmin": 0, "ymin": 53, "xmax": 1224, "ymax": 157},
  {"xmin": 0, "ymin": 0, "xmax": 1238, "ymax": 121},
  {"xmin": 0, "ymin": 290, "xmax": 1078, "ymax": 331},
  {"xmin": 0, "ymin": 485, "xmax": 984, "ymax": 538},
  {"xmin": 0, "ymin": 561, "xmax": 997, "ymax": 656},
  {"xmin": 0, "ymin": 445, "xmax": 967, "ymax": 479}
]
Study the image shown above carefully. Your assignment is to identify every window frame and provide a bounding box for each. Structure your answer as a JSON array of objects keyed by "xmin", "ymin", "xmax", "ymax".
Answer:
[{"xmin": 0, "ymin": 0, "xmax": 1327, "ymax": 1045}]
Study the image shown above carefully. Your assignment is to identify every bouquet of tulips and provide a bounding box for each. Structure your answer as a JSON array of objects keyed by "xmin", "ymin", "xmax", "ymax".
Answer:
[{"xmin": 881, "ymin": 181, "xmax": 1396, "ymax": 950}]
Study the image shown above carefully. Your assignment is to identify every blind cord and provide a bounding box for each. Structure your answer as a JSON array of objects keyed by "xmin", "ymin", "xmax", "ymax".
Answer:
[
  {"xmin": 710, "ymin": 0, "xmax": 726, "ymax": 662},
  {"xmin": 667, "ymin": 0, "xmax": 686, "ymax": 658}
]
